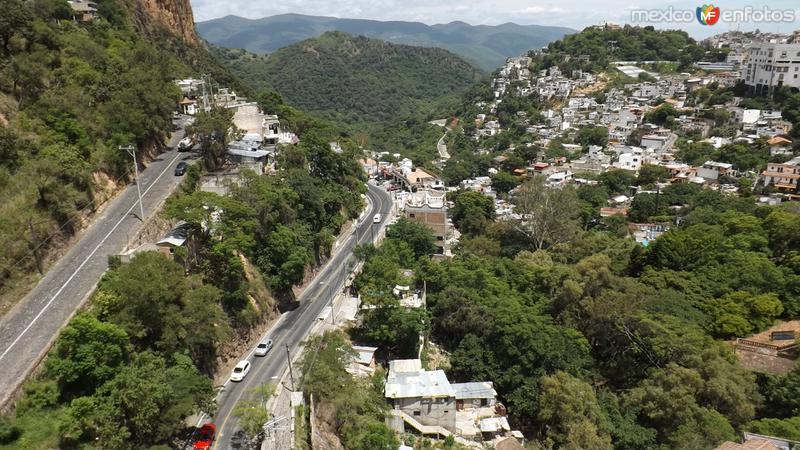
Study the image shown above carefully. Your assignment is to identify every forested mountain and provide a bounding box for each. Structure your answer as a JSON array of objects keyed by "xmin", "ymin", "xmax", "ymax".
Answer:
[
  {"xmin": 197, "ymin": 13, "xmax": 574, "ymax": 71},
  {"xmin": 213, "ymin": 31, "xmax": 483, "ymax": 124}
]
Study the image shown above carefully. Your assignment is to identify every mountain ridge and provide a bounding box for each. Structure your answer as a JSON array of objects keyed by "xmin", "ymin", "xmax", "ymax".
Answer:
[
  {"xmin": 212, "ymin": 31, "xmax": 482, "ymax": 124},
  {"xmin": 196, "ymin": 13, "xmax": 575, "ymax": 71}
]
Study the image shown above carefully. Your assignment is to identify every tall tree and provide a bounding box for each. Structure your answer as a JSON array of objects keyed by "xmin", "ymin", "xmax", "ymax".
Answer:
[
  {"xmin": 46, "ymin": 314, "xmax": 130, "ymax": 397},
  {"xmin": 187, "ymin": 107, "xmax": 240, "ymax": 171},
  {"xmin": 538, "ymin": 372, "xmax": 613, "ymax": 450},
  {"xmin": 512, "ymin": 177, "xmax": 580, "ymax": 250}
]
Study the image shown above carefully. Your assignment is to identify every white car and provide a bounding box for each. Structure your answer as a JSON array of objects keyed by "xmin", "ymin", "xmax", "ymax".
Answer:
[
  {"xmin": 254, "ymin": 339, "xmax": 273, "ymax": 357},
  {"xmin": 373, "ymin": 213, "xmax": 382, "ymax": 223},
  {"xmin": 230, "ymin": 360, "xmax": 251, "ymax": 382},
  {"xmin": 178, "ymin": 137, "xmax": 193, "ymax": 151}
]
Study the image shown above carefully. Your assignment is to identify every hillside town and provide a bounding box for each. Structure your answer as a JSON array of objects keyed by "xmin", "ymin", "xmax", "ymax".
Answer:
[
  {"xmin": 459, "ymin": 28, "xmax": 800, "ymax": 224},
  {"xmin": 4, "ymin": 0, "xmax": 800, "ymax": 449}
]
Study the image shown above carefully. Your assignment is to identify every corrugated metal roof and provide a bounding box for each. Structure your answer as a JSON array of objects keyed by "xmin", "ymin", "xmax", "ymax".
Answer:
[
  {"xmin": 386, "ymin": 359, "xmax": 455, "ymax": 399},
  {"xmin": 352, "ymin": 346, "xmax": 378, "ymax": 366},
  {"xmin": 389, "ymin": 359, "xmax": 422, "ymax": 374},
  {"xmin": 227, "ymin": 147, "xmax": 269, "ymax": 158},
  {"xmin": 452, "ymin": 381, "xmax": 497, "ymax": 400},
  {"xmin": 479, "ymin": 416, "xmax": 510, "ymax": 433},
  {"xmin": 156, "ymin": 221, "xmax": 190, "ymax": 247}
]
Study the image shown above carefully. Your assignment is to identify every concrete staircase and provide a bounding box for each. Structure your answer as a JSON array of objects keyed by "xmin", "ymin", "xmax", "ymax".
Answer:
[{"xmin": 389, "ymin": 410, "xmax": 452, "ymax": 437}]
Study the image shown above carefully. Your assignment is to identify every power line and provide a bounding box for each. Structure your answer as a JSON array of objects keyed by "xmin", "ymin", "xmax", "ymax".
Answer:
[{"xmin": 0, "ymin": 175, "xmax": 130, "ymax": 277}]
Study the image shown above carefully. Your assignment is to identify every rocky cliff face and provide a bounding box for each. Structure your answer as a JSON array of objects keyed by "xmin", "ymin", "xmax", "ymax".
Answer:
[{"xmin": 134, "ymin": 0, "xmax": 198, "ymax": 46}]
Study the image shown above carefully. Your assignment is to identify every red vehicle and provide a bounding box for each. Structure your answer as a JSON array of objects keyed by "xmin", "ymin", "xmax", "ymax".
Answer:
[{"xmin": 193, "ymin": 423, "xmax": 216, "ymax": 450}]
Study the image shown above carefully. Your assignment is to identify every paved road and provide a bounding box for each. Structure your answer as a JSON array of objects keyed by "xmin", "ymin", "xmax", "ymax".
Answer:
[
  {"xmin": 437, "ymin": 131, "xmax": 450, "ymax": 161},
  {"xmin": 0, "ymin": 118, "xmax": 197, "ymax": 408},
  {"xmin": 207, "ymin": 184, "xmax": 392, "ymax": 450}
]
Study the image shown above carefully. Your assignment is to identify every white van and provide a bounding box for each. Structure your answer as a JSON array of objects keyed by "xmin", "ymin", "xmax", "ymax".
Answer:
[{"xmin": 373, "ymin": 214, "xmax": 382, "ymax": 223}]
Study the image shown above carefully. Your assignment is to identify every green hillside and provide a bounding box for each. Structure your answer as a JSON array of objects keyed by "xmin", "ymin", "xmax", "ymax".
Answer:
[
  {"xmin": 0, "ymin": 0, "xmax": 235, "ymax": 306},
  {"xmin": 532, "ymin": 25, "xmax": 729, "ymax": 73},
  {"xmin": 197, "ymin": 13, "xmax": 574, "ymax": 71},
  {"xmin": 213, "ymin": 31, "xmax": 482, "ymax": 124}
]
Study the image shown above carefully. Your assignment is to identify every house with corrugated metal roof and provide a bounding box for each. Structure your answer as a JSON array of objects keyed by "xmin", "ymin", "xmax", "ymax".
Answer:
[{"xmin": 384, "ymin": 359, "xmax": 510, "ymax": 440}]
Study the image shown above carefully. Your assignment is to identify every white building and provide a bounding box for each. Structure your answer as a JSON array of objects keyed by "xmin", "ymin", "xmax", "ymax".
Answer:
[
  {"xmin": 546, "ymin": 170, "xmax": 573, "ymax": 187},
  {"xmin": 697, "ymin": 161, "xmax": 734, "ymax": 180},
  {"xmin": 742, "ymin": 43, "xmax": 800, "ymax": 94},
  {"xmin": 640, "ymin": 134, "xmax": 669, "ymax": 151},
  {"xmin": 613, "ymin": 147, "xmax": 644, "ymax": 171}
]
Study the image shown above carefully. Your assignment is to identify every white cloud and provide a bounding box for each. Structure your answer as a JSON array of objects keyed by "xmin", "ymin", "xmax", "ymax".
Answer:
[
  {"xmin": 190, "ymin": 0, "xmax": 800, "ymax": 38},
  {"xmin": 516, "ymin": 5, "xmax": 565, "ymax": 15}
]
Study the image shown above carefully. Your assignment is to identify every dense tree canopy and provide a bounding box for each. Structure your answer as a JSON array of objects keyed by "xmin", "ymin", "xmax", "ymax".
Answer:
[{"xmin": 213, "ymin": 32, "xmax": 481, "ymax": 124}]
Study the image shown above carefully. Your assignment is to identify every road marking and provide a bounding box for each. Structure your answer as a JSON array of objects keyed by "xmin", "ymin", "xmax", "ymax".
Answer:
[
  {"xmin": 191, "ymin": 313, "xmax": 288, "ymax": 448},
  {"xmin": 0, "ymin": 150, "xmax": 184, "ymax": 363},
  {"xmin": 199, "ymin": 187, "xmax": 390, "ymax": 450}
]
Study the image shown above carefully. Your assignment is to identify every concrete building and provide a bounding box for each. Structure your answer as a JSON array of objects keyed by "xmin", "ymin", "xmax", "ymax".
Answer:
[
  {"xmin": 697, "ymin": 161, "xmax": 734, "ymax": 180},
  {"xmin": 229, "ymin": 103, "xmax": 265, "ymax": 134},
  {"xmin": 385, "ymin": 359, "xmax": 509, "ymax": 440},
  {"xmin": 453, "ymin": 382, "xmax": 497, "ymax": 411},
  {"xmin": 640, "ymin": 134, "xmax": 669, "ymax": 150},
  {"xmin": 227, "ymin": 143, "xmax": 270, "ymax": 173},
  {"xmin": 406, "ymin": 168, "xmax": 442, "ymax": 190},
  {"xmin": 263, "ymin": 115, "xmax": 281, "ymax": 146},
  {"xmin": 742, "ymin": 43, "xmax": 800, "ymax": 94},
  {"xmin": 404, "ymin": 189, "xmax": 448, "ymax": 254},
  {"xmin": 385, "ymin": 359, "xmax": 457, "ymax": 432},
  {"xmin": 767, "ymin": 136, "xmax": 793, "ymax": 156},
  {"xmin": 735, "ymin": 320, "xmax": 800, "ymax": 374},
  {"xmin": 175, "ymin": 79, "xmax": 205, "ymax": 95},
  {"xmin": 613, "ymin": 147, "xmax": 644, "ymax": 171},
  {"xmin": 68, "ymin": 0, "xmax": 98, "ymax": 22},
  {"xmin": 762, "ymin": 156, "xmax": 800, "ymax": 191}
]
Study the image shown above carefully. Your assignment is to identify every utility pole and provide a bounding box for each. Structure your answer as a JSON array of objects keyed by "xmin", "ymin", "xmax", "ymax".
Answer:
[
  {"xmin": 200, "ymin": 74, "xmax": 208, "ymax": 112},
  {"xmin": 27, "ymin": 218, "xmax": 43, "ymax": 275},
  {"xmin": 655, "ymin": 184, "xmax": 661, "ymax": 213},
  {"xmin": 120, "ymin": 145, "xmax": 145, "ymax": 221},
  {"xmin": 285, "ymin": 344, "xmax": 295, "ymax": 391}
]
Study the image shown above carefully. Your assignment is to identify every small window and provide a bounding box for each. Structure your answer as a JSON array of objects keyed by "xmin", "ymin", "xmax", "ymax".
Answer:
[
  {"xmin": 413, "ymin": 411, "xmax": 421, "ymax": 416},
  {"xmin": 481, "ymin": 399, "xmax": 489, "ymax": 407},
  {"xmin": 443, "ymin": 410, "xmax": 449, "ymax": 414}
]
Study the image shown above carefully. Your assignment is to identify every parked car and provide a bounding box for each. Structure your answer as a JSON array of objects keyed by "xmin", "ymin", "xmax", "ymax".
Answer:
[
  {"xmin": 230, "ymin": 360, "xmax": 251, "ymax": 382},
  {"xmin": 178, "ymin": 137, "xmax": 193, "ymax": 151},
  {"xmin": 373, "ymin": 213, "xmax": 382, "ymax": 223},
  {"xmin": 174, "ymin": 162, "xmax": 188, "ymax": 176},
  {"xmin": 254, "ymin": 339, "xmax": 273, "ymax": 357},
  {"xmin": 193, "ymin": 423, "xmax": 216, "ymax": 450}
]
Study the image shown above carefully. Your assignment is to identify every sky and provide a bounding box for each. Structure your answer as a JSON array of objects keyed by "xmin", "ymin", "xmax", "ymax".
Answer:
[{"xmin": 190, "ymin": 0, "xmax": 800, "ymax": 39}]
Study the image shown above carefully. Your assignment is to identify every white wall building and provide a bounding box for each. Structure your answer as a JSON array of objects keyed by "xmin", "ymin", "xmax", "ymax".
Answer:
[
  {"xmin": 613, "ymin": 147, "xmax": 644, "ymax": 171},
  {"xmin": 742, "ymin": 43, "xmax": 800, "ymax": 94}
]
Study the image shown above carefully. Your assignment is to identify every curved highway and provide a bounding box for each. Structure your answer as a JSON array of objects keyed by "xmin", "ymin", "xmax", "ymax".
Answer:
[{"xmin": 208, "ymin": 183, "xmax": 392, "ymax": 449}]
